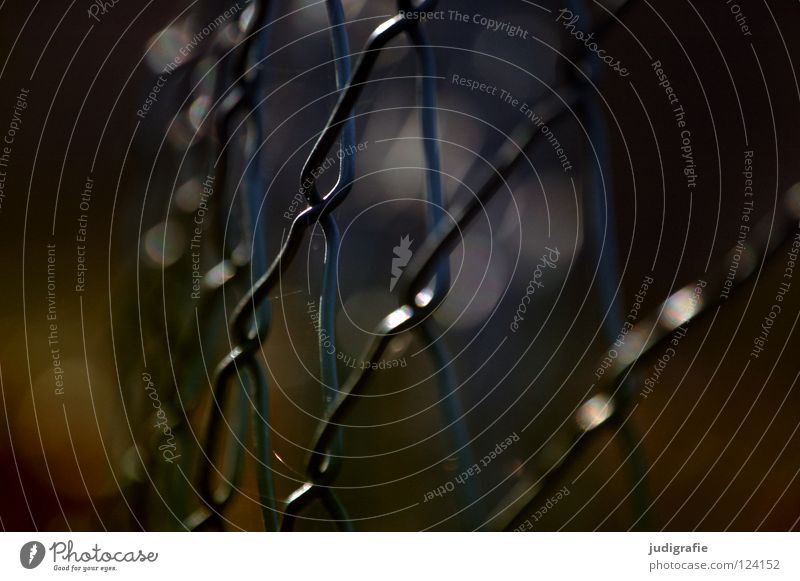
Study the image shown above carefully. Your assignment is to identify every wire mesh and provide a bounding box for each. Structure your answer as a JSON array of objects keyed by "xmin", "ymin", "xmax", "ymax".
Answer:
[{"xmin": 163, "ymin": 0, "xmax": 800, "ymax": 531}]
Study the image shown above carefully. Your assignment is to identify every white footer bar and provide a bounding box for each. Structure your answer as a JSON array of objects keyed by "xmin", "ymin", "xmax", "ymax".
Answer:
[{"xmin": 1, "ymin": 532, "xmax": 796, "ymax": 580}]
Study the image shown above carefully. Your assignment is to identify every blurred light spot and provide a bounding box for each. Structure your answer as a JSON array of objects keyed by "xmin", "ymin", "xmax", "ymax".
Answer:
[
  {"xmin": 786, "ymin": 183, "xmax": 800, "ymax": 218},
  {"xmin": 415, "ymin": 288, "xmax": 433, "ymax": 308},
  {"xmin": 189, "ymin": 95, "xmax": 212, "ymax": 132},
  {"xmin": 576, "ymin": 394, "xmax": 614, "ymax": 432},
  {"xmin": 144, "ymin": 221, "xmax": 185, "ymax": 267},
  {"xmin": 145, "ymin": 20, "xmax": 195, "ymax": 73},
  {"xmin": 660, "ymin": 287, "xmax": 699, "ymax": 330},
  {"xmin": 239, "ymin": 2, "xmax": 256, "ymax": 32},
  {"xmin": 385, "ymin": 305, "xmax": 413, "ymax": 329},
  {"xmin": 204, "ymin": 260, "xmax": 236, "ymax": 290}
]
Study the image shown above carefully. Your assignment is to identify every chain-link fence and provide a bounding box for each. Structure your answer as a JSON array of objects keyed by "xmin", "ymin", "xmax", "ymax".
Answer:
[
  {"xmin": 138, "ymin": 0, "xmax": 797, "ymax": 532},
  {"xmin": 2, "ymin": 0, "xmax": 798, "ymax": 533}
]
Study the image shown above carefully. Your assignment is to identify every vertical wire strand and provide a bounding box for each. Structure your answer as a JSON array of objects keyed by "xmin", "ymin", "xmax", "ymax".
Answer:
[
  {"xmin": 190, "ymin": 0, "xmax": 687, "ymax": 532},
  {"xmin": 407, "ymin": 23, "xmax": 480, "ymax": 525},
  {"xmin": 306, "ymin": 0, "xmax": 358, "ymax": 529},
  {"xmin": 188, "ymin": 0, "xmax": 283, "ymax": 531},
  {"xmin": 241, "ymin": 0, "xmax": 281, "ymax": 531},
  {"xmin": 565, "ymin": 0, "xmax": 652, "ymax": 529},
  {"xmin": 280, "ymin": 2, "xmax": 445, "ymax": 530}
]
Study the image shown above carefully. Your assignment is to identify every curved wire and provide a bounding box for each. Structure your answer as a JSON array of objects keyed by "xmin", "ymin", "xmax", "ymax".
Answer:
[
  {"xmin": 281, "ymin": 0, "xmax": 465, "ymax": 530},
  {"xmin": 187, "ymin": 0, "xmax": 282, "ymax": 531},
  {"xmin": 281, "ymin": 0, "xmax": 359, "ymax": 530},
  {"xmin": 407, "ymin": 22, "xmax": 481, "ymax": 522},
  {"xmin": 188, "ymin": 0, "xmax": 646, "ymax": 531},
  {"xmin": 492, "ymin": 196, "xmax": 797, "ymax": 530}
]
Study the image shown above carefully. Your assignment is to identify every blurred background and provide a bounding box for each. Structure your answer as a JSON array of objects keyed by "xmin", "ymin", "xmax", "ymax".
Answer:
[{"xmin": 0, "ymin": 0, "xmax": 799, "ymax": 531}]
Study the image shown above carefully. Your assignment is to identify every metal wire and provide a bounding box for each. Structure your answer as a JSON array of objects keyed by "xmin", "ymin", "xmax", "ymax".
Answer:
[
  {"xmin": 281, "ymin": 0, "xmax": 465, "ymax": 530},
  {"xmin": 184, "ymin": 0, "xmax": 457, "ymax": 531},
  {"xmin": 491, "ymin": 199, "xmax": 797, "ymax": 530},
  {"xmin": 182, "ymin": 0, "xmax": 281, "ymax": 531},
  {"xmin": 175, "ymin": 0, "xmax": 796, "ymax": 532},
  {"xmin": 188, "ymin": 0, "xmax": 633, "ymax": 531},
  {"xmin": 565, "ymin": 0, "xmax": 651, "ymax": 529}
]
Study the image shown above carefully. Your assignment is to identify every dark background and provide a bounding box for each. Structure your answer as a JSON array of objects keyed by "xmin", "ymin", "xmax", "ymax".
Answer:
[{"xmin": 0, "ymin": 0, "xmax": 798, "ymax": 531}]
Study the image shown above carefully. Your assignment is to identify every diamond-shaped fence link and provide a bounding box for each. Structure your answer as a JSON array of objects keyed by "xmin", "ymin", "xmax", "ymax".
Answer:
[{"xmin": 158, "ymin": 0, "xmax": 798, "ymax": 531}]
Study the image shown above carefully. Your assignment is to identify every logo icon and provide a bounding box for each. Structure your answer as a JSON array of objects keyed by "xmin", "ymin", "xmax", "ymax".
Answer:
[
  {"xmin": 389, "ymin": 235, "xmax": 413, "ymax": 292},
  {"xmin": 20, "ymin": 541, "xmax": 45, "ymax": 569}
]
